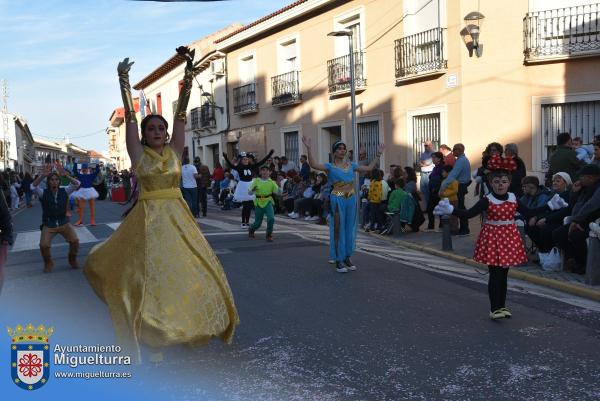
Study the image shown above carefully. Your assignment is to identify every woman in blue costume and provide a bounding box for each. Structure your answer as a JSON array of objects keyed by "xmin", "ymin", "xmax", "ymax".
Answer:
[{"xmin": 302, "ymin": 136, "xmax": 384, "ymax": 273}]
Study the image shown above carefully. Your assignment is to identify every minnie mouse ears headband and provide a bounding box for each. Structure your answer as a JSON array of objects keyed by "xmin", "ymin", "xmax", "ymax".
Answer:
[{"xmin": 486, "ymin": 154, "xmax": 517, "ymax": 172}]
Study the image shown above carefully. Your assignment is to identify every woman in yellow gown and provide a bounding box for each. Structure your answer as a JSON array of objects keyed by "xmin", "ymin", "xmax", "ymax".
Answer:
[{"xmin": 84, "ymin": 48, "xmax": 238, "ymax": 363}]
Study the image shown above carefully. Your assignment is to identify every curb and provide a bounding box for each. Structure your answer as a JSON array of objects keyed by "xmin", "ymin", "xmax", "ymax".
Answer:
[{"xmin": 369, "ymin": 232, "xmax": 600, "ymax": 302}]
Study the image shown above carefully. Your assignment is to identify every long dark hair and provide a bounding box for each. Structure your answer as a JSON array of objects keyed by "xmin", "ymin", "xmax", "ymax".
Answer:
[{"xmin": 404, "ymin": 166, "xmax": 417, "ymax": 182}]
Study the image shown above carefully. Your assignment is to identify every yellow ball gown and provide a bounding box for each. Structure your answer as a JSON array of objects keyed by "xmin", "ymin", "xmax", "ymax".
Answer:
[{"xmin": 84, "ymin": 145, "xmax": 239, "ymax": 362}]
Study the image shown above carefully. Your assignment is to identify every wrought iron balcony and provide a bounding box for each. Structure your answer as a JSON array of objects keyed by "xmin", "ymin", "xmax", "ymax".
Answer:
[
  {"xmin": 233, "ymin": 82, "xmax": 258, "ymax": 114},
  {"xmin": 524, "ymin": 3, "xmax": 600, "ymax": 62},
  {"xmin": 200, "ymin": 102, "xmax": 217, "ymax": 128},
  {"xmin": 395, "ymin": 27, "xmax": 447, "ymax": 80},
  {"xmin": 271, "ymin": 71, "xmax": 301, "ymax": 106},
  {"xmin": 327, "ymin": 51, "xmax": 366, "ymax": 94},
  {"xmin": 190, "ymin": 107, "xmax": 201, "ymax": 131}
]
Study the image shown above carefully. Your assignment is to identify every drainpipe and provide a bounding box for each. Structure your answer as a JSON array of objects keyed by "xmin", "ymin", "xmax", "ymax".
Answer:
[{"xmin": 219, "ymin": 54, "xmax": 231, "ymax": 159}]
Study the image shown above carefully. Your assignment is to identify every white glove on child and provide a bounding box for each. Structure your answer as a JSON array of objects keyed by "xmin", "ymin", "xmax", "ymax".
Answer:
[
  {"xmin": 547, "ymin": 193, "xmax": 569, "ymax": 211},
  {"xmin": 433, "ymin": 198, "xmax": 454, "ymax": 216}
]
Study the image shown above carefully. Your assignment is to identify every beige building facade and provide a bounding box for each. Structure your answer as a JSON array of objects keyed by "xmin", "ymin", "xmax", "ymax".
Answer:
[
  {"xmin": 214, "ymin": 0, "xmax": 600, "ymax": 183},
  {"xmin": 132, "ymin": 24, "xmax": 241, "ymax": 169}
]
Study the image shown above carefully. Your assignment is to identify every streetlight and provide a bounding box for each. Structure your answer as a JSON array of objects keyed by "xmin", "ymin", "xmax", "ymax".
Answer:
[{"xmin": 328, "ymin": 30, "xmax": 361, "ymax": 228}]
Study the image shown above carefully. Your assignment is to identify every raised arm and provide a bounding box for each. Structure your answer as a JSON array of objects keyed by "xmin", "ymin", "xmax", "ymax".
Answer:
[
  {"xmin": 171, "ymin": 46, "xmax": 202, "ymax": 159},
  {"xmin": 117, "ymin": 58, "xmax": 144, "ymax": 166},
  {"xmin": 222, "ymin": 152, "xmax": 235, "ymax": 169},
  {"xmin": 255, "ymin": 149, "xmax": 275, "ymax": 168},
  {"xmin": 301, "ymin": 136, "xmax": 327, "ymax": 172},
  {"xmin": 32, "ymin": 165, "xmax": 52, "ymax": 188},
  {"xmin": 356, "ymin": 144, "xmax": 385, "ymax": 173}
]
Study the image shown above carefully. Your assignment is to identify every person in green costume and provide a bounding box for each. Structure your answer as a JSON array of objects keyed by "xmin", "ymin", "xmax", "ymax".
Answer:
[{"xmin": 248, "ymin": 165, "xmax": 281, "ymax": 242}]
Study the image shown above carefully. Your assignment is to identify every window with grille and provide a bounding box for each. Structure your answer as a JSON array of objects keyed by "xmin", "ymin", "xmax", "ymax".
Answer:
[
  {"xmin": 412, "ymin": 113, "xmax": 441, "ymax": 170},
  {"xmin": 541, "ymin": 100, "xmax": 600, "ymax": 168},
  {"xmin": 284, "ymin": 131, "xmax": 299, "ymax": 166},
  {"xmin": 357, "ymin": 121, "xmax": 380, "ymax": 163}
]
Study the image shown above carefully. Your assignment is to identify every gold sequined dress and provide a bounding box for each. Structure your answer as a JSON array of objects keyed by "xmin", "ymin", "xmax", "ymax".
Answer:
[{"xmin": 84, "ymin": 145, "xmax": 238, "ymax": 362}]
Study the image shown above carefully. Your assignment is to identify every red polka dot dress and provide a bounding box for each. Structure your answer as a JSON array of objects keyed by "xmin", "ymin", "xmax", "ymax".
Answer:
[{"xmin": 473, "ymin": 193, "xmax": 527, "ymax": 267}]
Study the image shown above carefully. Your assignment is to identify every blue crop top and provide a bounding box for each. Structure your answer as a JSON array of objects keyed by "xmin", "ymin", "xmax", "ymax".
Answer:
[{"xmin": 325, "ymin": 162, "xmax": 357, "ymax": 184}]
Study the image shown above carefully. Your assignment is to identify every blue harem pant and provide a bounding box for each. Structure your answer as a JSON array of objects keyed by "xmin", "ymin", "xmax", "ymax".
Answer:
[{"xmin": 329, "ymin": 194, "xmax": 357, "ymax": 262}]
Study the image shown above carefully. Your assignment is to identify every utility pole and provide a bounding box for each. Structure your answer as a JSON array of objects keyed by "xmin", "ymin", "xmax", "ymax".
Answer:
[{"xmin": 1, "ymin": 79, "xmax": 9, "ymax": 171}]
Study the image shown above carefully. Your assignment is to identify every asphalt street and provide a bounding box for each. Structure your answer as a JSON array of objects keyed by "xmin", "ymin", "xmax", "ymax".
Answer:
[{"xmin": 4, "ymin": 197, "xmax": 600, "ymax": 401}]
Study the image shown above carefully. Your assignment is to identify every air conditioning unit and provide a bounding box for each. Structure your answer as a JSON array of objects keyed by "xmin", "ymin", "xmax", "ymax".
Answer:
[{"xmin": 211, "ymin": 60, "xmax": 225, "ymax": 76}]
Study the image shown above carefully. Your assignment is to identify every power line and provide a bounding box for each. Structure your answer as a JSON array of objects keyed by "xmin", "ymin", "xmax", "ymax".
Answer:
[{"xmin": 34, "ymin": 128, "xmax": 106, "ymax": 141}]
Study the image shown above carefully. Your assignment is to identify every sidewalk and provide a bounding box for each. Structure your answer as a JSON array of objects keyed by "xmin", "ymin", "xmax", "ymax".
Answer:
[{"xmin": 369, "ymin": 223, "xmax": 600, "ymax": 302}]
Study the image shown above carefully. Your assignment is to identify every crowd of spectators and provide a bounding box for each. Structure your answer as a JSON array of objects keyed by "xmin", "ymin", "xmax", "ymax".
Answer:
[{"xmin": 5, "ymin": 131, "xmax": 599, "ymax": 277}]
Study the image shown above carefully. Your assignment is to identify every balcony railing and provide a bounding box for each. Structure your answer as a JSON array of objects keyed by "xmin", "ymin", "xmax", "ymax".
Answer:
[
  {"xmin": 395, "ymin": 27, "xmax": 447, "ymax": 80},
  {"xmin": 524, "ymin": 3, "xmax": 600, "ymax": 61},
  {"xmin": 327, "ymin": 51, "xmax": 366, "ymax": 94},
  {"xmin": 271, "ymin": 71, "xmax": 301, "ymax": 106},
  {"xmin": 200, "ymin": 102, "xmax": 217, "ymax": 128},
  {"xmin": 233, "ymin": 82, "xmax": 258, "ymax": 114},
  {"xmin": 191, "ymin": 107, "xmax": 201, "ymax": 130}
]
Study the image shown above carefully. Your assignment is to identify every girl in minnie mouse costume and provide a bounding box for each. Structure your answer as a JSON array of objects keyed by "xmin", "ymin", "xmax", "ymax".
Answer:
[{"xmin": 434, "ymin": 156, "xmax": 568, "ymax": 320}]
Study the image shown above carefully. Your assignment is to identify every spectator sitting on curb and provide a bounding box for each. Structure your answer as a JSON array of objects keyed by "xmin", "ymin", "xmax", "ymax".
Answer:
[
  {"xmin": 387, "ymin": 178, "xmax": 408, "ymax": 213},
  {"xmin": 552, "ymin": 164, "xmax": 600, "ymax": 274},
  {"xmin": 525, "ymin": 172, "xmax": 572, "ymax": 254},
  {"xmin": 366, "ymin": 169, "xmax": 389, "ymax": 233},
  {"xmin": 519, "ymin": 176, "xmax": 552, "ymax": 212}
]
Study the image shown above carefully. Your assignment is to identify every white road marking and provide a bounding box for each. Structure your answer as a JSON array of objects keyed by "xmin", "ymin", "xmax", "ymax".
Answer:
[
  {"xmin": 106, "ymin": 222, "xmax": 121, "ymax": 230},
  {"xmin": 11, "ymin": 226, "xmax": 98, "ymax": 252}
]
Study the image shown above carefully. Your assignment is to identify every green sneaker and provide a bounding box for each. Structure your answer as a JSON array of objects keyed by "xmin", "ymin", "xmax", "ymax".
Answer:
[
  {"xmin": 499, "ymin": 307, "xmax": 512, "ymax": 318},
  {"xmin": 489, "ymin": 310, "xmax": 505, "ymax": 320}
]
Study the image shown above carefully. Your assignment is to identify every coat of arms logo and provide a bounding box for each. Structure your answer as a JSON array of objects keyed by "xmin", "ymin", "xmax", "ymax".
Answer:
[{"xmin": 7, "ymin": 323, "xmax": 53, "ymax": 390}]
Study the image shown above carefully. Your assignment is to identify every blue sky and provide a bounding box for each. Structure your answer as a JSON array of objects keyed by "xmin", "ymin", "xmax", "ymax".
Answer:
[{"xmin": 0, "ymin": 0, "xmax": 292, "ymax": 152}]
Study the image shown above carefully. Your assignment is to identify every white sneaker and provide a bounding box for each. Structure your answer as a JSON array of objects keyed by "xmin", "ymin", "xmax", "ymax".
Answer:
[
  {"xmin": 304, "ymin": 216, "xmax": 311, "ymax": 221},
  {"xmin": 290, "ymin": 212, "xmax": 299, "ymax": 219},
  {"xmin": 336, "ymin": 265, "xmax": 349, "ymax": 273},
  {"xmin": 240, "ymin": 223, "xmax": 247, "ymax": 229},
  {"xmin": 308, "ymin": 216, "xmax": 320, "ymax": 221},
  {"xmin": 287, "ymin": 212, "xmax": 295, "ymax": 217}
]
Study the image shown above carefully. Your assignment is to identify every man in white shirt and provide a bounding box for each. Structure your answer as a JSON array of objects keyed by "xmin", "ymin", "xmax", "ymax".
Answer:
[
  {"xmin": 181, "ymin": 155, "xmax": 199, "ymax": 217},
  {"xmin": 280, "ymin": 156, "xmax": 297, "ymax": 173}
]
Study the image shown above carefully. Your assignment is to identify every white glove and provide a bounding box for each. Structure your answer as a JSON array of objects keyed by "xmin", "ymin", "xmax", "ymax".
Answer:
[
  {"xmin": 433, "ymin": 198, "xmax": 454, "ymax": 216},
  {"xmin": 547, "ymin": 193, "xmax": 569, "ymax": 210}
]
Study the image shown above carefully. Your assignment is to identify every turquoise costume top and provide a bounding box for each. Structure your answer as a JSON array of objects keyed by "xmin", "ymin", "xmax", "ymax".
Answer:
[
  {"xmin": 325, "ymin": 162, "xmax": 357, "ymax": 185},
  {"xmin": 325, "ymin": 161, "xmax": 358, "ymax": 262}
]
